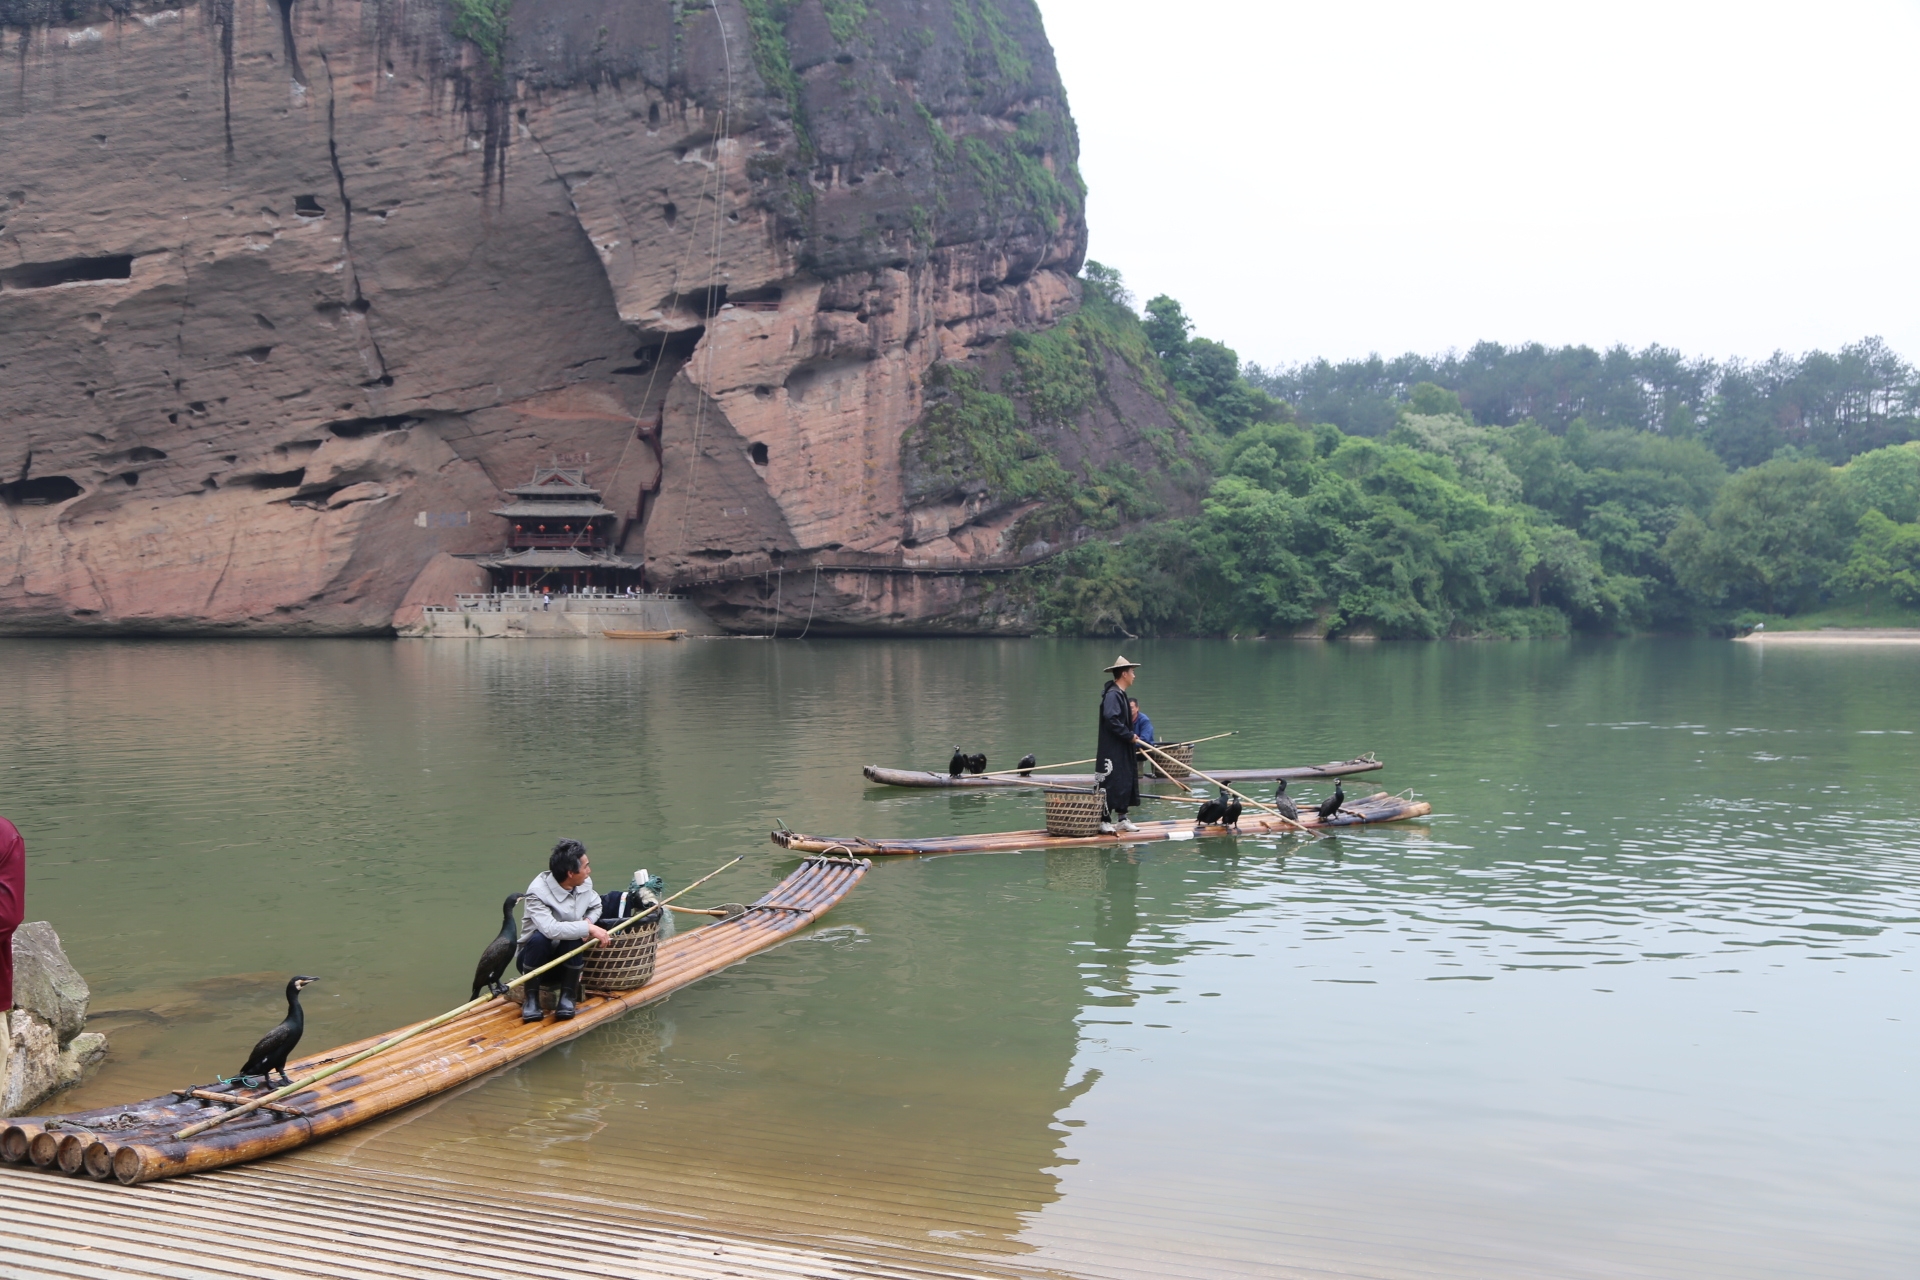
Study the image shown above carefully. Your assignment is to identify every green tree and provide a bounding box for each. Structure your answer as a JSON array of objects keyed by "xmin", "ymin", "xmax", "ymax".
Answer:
[
  {"xmin": 1142, "ymin": 295, "xmax": 1193, "ymax": 378},
  {"xmin": 1836, "ymin": 443, "xmax": 1920, "ymax": 524},
  {"xmin": 1836, "ymin": 509, "xmax": 1920, "ymax": 606},
  {"xmin": 1407, "ymin": 382, "xmax": 1465, "ymax": 418},
  {"xmin": 1080, "ymin": 260, "xmax": 1133, "ymax": 309},
  {"xmin": 1663, "ymin": 458, "xmax": 1853, "ymax": 613}
]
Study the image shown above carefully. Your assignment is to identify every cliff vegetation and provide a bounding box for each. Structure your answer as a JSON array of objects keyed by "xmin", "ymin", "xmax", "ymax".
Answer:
[{"xmin": 900, "ymin": 281, "xmax": 1207, "ymax": 555}]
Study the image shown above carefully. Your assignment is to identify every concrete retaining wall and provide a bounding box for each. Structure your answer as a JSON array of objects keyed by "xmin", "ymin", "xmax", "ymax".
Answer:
[{"xmin": 401, "ymin": 597, "xmax": 723, "ymax": 639}]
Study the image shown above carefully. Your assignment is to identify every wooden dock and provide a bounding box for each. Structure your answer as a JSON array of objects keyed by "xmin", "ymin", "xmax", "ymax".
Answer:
[{"xmin": 0, "ymin": 1161, "xmax": 1030, "ymax": 1280}]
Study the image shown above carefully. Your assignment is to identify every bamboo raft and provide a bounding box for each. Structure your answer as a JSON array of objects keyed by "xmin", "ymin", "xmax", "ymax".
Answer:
[
  {"xmin": 0, "ymin": 853, "xmax": 867, "ymax": 1186},
  {"xmin": 862, "ymin": 755, "xmax": 1384, "ymax": 790},
  {"xmin": 602, "ymin": 628, "xmax": 686, "ymax": 640},
  {"xmin": 772, "ymin": 791, "xmax": 1431, "ymax": 856}
]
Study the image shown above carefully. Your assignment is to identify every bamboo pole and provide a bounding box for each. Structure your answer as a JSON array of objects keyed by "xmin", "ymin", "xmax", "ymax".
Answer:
[
  {"xmin": 968, "ymin": 732, "xmax": 1235, "ymax": 780},
  {"xmin": 1158, "ymin": 731, "xmax": 1235, "ymax": 750},
  {"xmin": 173, "ymin": 856, "xmax": 745, "ymax": 1140},
  {"xmin": 667, "ymin": 902, "xmax": 746, "ymax": 918},
  {"xmin": 970, "ymin": 755, "xmax": 1095, "ymax": 777},
  {"xmin": 1139, "ymin": 741, "xmax": 1318, "ymax": 836}
]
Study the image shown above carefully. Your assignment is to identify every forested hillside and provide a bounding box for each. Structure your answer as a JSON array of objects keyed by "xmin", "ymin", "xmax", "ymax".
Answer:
[{"xmin": 1021, "ymin": 266, "xmax": 1920, "ymax": 638}]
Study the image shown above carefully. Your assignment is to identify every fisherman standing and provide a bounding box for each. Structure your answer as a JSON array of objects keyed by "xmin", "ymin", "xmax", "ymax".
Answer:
[{"xmin": 1096, "ymin": 656, "xmax": 1144, "ymax": 834}]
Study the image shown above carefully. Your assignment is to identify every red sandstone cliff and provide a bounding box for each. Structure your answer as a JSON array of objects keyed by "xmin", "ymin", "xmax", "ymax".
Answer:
[{"xmin": 0, "ymin": 0, "xmax": 1194, "ymax": 634}]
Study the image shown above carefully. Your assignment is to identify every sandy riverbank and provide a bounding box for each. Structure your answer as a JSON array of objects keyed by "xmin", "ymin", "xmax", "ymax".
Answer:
[{"xmin": 1736, "ymin": 628, "xmax": 1920, "ymax": 644}]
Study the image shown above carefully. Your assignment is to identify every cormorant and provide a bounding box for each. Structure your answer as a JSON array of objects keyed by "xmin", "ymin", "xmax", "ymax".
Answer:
[
  {"xmin": 1273, "ymin": 778, "xmax": 1300, "ymax": 821},
  {"xmin": 1017, "ymin": 753, "xmax": 1037, "ymax": 777},
  {"xmin": 949, "ymin": 748, "xmax": 967, "ymax": 778},
  {"xmin": 470, "ymin": 893, "xmax": 526, "ymax": 1000},
  {"xmin": 1222, "ymin": 793, "xmax": 1243, "ymax": 828},
  {"xmin": 1315, "ymin": 779, "xmax": 1345, "ymax": 823},
  {"xmin": 965, "ymin": 752, "xmax": 988, "ymax": 775},
  {"xmin": 1195, "ymin": 788, "xmax": 1228, "ymax": 826},
  {"xmin": 239, "ymin": 976, "xmax": 318, "ymax": 1087}
]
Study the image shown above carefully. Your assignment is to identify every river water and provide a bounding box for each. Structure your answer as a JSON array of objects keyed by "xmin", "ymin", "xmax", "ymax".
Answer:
[{"xmin": 5, "ymin": 637, "xmax": 1917, "ymax": 1278}]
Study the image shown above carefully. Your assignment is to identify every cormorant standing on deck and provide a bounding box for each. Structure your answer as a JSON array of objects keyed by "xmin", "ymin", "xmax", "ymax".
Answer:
[
  {"xmin": 1315, "ymin": 780, "xmax": 1346, "ymax": 822},
  {"xmin": 470, "ymin": 893, "xmax": 526, "ymax": 1000},
  {"xmin": 965, "ymin": 752, "xmax": 988, "ymax": 775},
  {"xmin": 1222, "ymin": 793, "xmax": 1243, "ymax": 828},
  {"xmin": 1096, "ymin": 656, "xmax": 1144, "ymax": 833},
  {"xmin": 1272, "ymin": 779, "xmax": 1299, "ymax": 822},
  {"xmin": 239, "ymin": 976, "xmax": 318, "ymax": 1086},
  {"xmin": 949, "ymin": 748, "xmax": 967, "ymax": 778},
  {"xmin": 1017, "ymin": 754, "xmax": 1037, "ymax": 777},
  {"xmin": 1196, "ymin": 788, "xmax": 1227, "ymax": 827}
]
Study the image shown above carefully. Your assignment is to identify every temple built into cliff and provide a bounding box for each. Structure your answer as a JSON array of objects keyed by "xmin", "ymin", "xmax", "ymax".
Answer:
[
  {"xmin": 398, "ymin": 466, "xmax": 714, "ymax": 636},
  {"xmin": 469, "ymin": 468, "xmax": 645, "ymax": 594}
]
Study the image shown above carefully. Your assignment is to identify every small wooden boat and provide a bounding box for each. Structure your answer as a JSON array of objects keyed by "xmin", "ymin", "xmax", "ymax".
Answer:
[
  {"xmin": 862, "ymin": 754, "xmax": 1383, "ymax": 790},
  {"xmin": 1, "ymin": 854, "xmax": 867, "ymax": 1186},
  {"xmin": 772, "ymin": 791, "xmax": 1431, "ymax": 856},
  {"xmin": 602, "ymin": 628, "xmax": 686, "ymax": 640}
]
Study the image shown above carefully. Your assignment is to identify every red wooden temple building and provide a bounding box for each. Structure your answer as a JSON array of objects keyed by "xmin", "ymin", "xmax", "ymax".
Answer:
[{"xmin": 469, "ymin": 467, "xmax": 647, "ymax": 593}]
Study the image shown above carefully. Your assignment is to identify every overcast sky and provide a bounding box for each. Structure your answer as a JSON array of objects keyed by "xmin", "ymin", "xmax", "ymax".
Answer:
[{"xmin": 1033, "ymin": 0, "xmax": 1920, "ymax": 371}]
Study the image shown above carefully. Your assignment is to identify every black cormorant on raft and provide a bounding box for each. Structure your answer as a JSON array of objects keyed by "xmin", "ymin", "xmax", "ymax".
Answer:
[
  {"xmin": 236, "ymin": 976, "xmax": 317, "ymax": 1087},
  {"xmin": 469, "ymin": 893, "xmax": 525, "ymax": 1000},
  {"xmin": 0, "ymin": 853, "xmax": 867, "ymax": 1186},
  {"xmin": 772, "ymin": 792, "xmax": 1431, "ymax": 857},
  {"xmin": 863, "ymin": 755, "xmax": 1384, "ymax": 790}
]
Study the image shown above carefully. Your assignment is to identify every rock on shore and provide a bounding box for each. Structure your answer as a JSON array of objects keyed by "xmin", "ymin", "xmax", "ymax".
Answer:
[{"xmin": 2, "ymin": 923, "xmax": 108, "ymax": 1116}]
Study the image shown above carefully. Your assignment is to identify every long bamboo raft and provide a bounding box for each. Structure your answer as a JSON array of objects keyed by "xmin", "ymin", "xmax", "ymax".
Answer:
[
  {"xmin": 773, "ymin": 791, "xmax": 1431, "ymax": 856},
  {"xmin": 1, "ymin": 853, "xmax": 867, "ymax": 1186},
  {"xmin": 863, "ymin": 755, "xmax": 1384, "ymax": 790}
]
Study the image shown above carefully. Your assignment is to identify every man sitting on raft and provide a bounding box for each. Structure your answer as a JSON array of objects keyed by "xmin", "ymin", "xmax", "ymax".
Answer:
[
  {"xmin": 1130, "ymin": 699, "xmax": 1156, "ymax": 748},
  {"xmin": 517, "ymin": 839, "xmax": 611, "ymax": 1023}
]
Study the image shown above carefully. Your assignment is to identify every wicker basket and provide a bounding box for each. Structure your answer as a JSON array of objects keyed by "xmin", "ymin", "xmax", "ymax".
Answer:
[
  {"xmin": 579, "ymin": 912, "xmax": 662, "ymax": 993},
  {"xmin": 1147, "ymin": 743, "xmax": 1195, "ymax": 779},
  {"xmin": 1045, "ymin": 788, "xmax": 1105, "ymax": 837}
]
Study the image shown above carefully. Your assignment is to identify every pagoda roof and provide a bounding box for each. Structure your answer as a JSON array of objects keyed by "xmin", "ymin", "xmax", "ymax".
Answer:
[
  {"xmin": 504, "ymin": 467, "xmax": 603, "ymax": 500},
  {"xmin": 491, "ymin": 500, "xmax": 616, "ymax": 519},
  {"xmin": 466, "ymin": 548, "xmax": 645, "ymax": 570}
]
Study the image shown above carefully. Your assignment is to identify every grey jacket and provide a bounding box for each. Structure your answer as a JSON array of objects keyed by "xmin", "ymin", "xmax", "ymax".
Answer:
[{"xmin": 518, "ymin": 870, "xmax": 602, "ymax": 943}]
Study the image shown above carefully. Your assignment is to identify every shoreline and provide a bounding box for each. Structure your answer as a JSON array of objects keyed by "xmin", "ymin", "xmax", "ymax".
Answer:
[{"xmin": 1735, "ymin": 628, "xmax": 1920, "ymax": 644}]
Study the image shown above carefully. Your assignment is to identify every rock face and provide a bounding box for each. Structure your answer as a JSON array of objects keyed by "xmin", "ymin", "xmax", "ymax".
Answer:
[
  {"xmin": 0, "ymin": 0, "xmax": 1194, "ymax": 634},
  {"xmin": 3, "ymin": 922, "xmax": 107, "ymax": 1116}
]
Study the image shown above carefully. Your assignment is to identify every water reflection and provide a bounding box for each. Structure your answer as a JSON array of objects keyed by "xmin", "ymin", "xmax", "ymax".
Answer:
[{"xmin": 5, "ymin": 638, "xmax": 1919, "ymax": 1275}]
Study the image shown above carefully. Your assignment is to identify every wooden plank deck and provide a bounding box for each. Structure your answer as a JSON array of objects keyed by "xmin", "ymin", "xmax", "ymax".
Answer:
[{"xmin": 0, "ymin": 1162, "xmax": 1034, "ymax": 1280}]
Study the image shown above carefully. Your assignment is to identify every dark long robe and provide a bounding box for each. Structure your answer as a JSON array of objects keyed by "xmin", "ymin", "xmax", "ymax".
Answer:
[
  {"xmin": 0, "ymin": 816, "xmax": 23, "ymax": 1011},
  {"xmin": 1096, "ymin": 680, "xmax": 1141, "ymax": 816}
]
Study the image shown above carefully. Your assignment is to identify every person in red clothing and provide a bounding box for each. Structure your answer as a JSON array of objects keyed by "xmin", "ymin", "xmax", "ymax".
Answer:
[{"xmin": 0, "ymin": 816, "xmax": 23, "ymax": 1011}]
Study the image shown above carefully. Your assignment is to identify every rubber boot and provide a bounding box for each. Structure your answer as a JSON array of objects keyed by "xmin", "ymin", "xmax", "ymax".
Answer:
[
  {"xmin": 554, "ymin": 971, "xmax": 580, "ymax": 1021},
  {"xmin": 520, "ymin": 979, "xmax": 544, "ymax": 1023}
]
